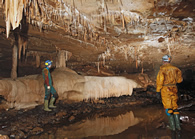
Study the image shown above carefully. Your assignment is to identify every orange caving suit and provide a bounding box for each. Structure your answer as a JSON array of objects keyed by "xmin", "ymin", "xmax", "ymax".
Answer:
[{"xmin": 156, "ymin": 63, "xmax": 183, "ymax": 112}]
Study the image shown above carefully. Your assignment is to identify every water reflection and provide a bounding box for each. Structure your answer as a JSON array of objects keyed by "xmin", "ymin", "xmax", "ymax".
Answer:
[
  {"xmin": 29, "ymin": 105, "xmax": 195, "ymax": 139},
  {"xmin": 55, "ymin": 111, "xmax": 141, "ymax": 138}
]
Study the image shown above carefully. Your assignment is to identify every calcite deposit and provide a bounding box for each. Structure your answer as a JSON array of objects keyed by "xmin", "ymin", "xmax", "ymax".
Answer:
[{"xmin": 0, "ymin": 68, "xmax": 144, "ymax": 110}]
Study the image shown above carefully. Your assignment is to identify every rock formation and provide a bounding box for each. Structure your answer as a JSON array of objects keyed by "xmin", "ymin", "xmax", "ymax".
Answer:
[
  {"xmin": 0, "ymin": 68, "xmax": 141, "ymax": 110},
  {"xmin": 0, "ymin": 0, "xmax": 194, "ymax": 109}
]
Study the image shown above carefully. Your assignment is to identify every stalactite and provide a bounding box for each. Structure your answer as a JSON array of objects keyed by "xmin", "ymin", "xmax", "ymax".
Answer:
[
  {"xmin": 100, "ymin": 15, "xmax": 103, "ymax": 25},
  {"xmin": 34, "ymin": 0, "xmax": 37, "ymax": 17},
  {"xmin": 84, "ymin": 18, "xmax": 86, "ymax": 27},
  {"xmin": 136, "ymin": 60, "xmax": 138, "ymax": 69},
  {"xmin": 111, "ymin": 13, "xmax": 115, "ymax": 24},
  {"xmin": 23, "ymin": 41, "xmax": 27, "ymax": 57},
  {"xmin": 67, "ymin": 22, "xmax": 70, "ymax": 33},
  {"xmin": 97, "ymin": 62, "xmax": 100, "ymax": 73},
  {"xmin": 3, "ymin": 0, "xmax": 26, "ymax": 38},
  {"xmin": 167, "ymin": 43, "xmax": 171, "ymax": 56},
  {"xmin": 65, "ymin": 51, "xmax": 68, "ymax": 61},
  {"xmin": 5, "ymin": 0, "xmax": 10, "ymax": 38},
  {"xmin": 5, "ymin": 13, "xmax": 10, "ymax": 38},
  {"xmin": 124, "ymin": 48, "xmax": 128, "ymax": 60},
  {"xmin": 165, "ymin": 37, "xmax": 172, "ymax": 55},
  {"xmin": 56, "ymin": 50, "xmax": 66, "ymax": 68},
  {"xmin": 73, "ymin": 0, "xmax": 75, "ymax": 15},
  {"xmin": 107, "ymin": 13, "xmax": 110, "ymax": 24},
  {"xmin": 134, "ymin": 47, "xmax": 138, "ymax": 69},
  {"xmin": 78, "ymin": 12, "xmax": 80, "ymax": 24},
  {"xmin": 36, "ymin": 54, "xmax": 40, "ymax": 68},
  {"xmin": 18, "ymin": 36, "xmax": 22, "ymax": 60},
  {"xmin": 119, "ymin": 0, "xmax": 123, "ymax": 6},
  {"xmin": 102, "ymin": 55, "xmax": 106, "ymax": 66},
  {"xmin": 90, "ymin": 31, "xmax": 93, "ymax": 42},
  {"xmin": 11, "ymin": 44, "xmax": 18, "ymax": 80},
  {"xmin": 84, "ymin": 28, "xmax": 87, "ymax": 41},
  {"xmin": 121, "ymin": 13, "xmax": 125, "ymax": 29},
  {"xmin": 104, "ymin": 15, "xmax": 107, "ymax": 32}
]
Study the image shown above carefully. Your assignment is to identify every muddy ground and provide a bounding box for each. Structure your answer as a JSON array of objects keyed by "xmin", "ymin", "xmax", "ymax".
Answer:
[{"xmin": 0, "ymin": 86, "xmax": 194, "ymax": 139}]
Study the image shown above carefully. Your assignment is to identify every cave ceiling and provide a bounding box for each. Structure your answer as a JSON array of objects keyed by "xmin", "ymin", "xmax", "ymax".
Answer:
[{"xmin": 0, "ymin": 0, "xmax": 195, "ymax": 75}]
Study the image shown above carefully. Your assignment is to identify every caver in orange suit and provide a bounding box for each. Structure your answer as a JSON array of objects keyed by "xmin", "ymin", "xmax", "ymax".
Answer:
[{"xmin": 156, "ymin": 55, "xmax": 183, "ymax": 131}]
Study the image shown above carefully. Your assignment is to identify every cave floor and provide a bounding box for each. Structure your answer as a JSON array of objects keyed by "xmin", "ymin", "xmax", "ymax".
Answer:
[{"xmin": 0, "ymin": 94, "xmax": 194, "ymax": 139}]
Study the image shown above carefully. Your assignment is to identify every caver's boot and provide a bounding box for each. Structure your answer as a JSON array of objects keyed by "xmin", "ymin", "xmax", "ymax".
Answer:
[
  {"xmin": 44, "ymin": 100, "xmax": 52, "ymax": 111},
  {"xmin": 171, "ymin": 131, "xmax": 176, "ymax": 139},
  {"xmin": 167, "ymin": 115, "xmax": 176, "ymax": 131},
  {"xmin": 174, "ymin": 114, "xmax": 181, "ymax": 131},
  {"xmin": 49, "ymin": 97, "xmax": 57, "ymax": 108}
]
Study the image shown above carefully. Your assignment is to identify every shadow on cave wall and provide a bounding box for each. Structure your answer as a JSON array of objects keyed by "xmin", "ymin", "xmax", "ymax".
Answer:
[{"xmin": 178, "ymin": 69, "xmax": 195, "ymax": 98}]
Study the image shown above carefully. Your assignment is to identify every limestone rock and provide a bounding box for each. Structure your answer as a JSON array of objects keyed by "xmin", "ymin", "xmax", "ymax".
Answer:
[{"xmin": 0, "ymin": 68, "xmax": 140, "ymax": 110}]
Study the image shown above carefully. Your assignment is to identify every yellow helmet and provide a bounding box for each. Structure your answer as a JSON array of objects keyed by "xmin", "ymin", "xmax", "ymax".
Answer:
[{"xmin": 45, "ymin": 60, "xmax": 53, "ymax": 66}]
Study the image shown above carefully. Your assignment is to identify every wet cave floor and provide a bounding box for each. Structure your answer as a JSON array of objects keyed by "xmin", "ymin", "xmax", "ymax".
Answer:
[{"xmin": 0, "ymin": 92, "xmax": 195, "ymax": 139}]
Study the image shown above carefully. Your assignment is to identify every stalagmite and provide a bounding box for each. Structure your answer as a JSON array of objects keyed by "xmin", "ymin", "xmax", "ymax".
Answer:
[{"xmin": 11, "ymin": 44, "xmax": 18, "ymax": 80}]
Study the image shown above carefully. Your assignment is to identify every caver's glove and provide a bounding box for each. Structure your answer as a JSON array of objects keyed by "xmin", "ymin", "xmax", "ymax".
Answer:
[
  {"xmin": 156, "ymin": 92, "xmax": 161, "ymax": 99},
  {"xmin": 47, "ymin": 86, "xmax": 51, "ymax": 93},
  {"xmin": 47, "ymin": 86, "xmax": 50, "ymax": 89}
]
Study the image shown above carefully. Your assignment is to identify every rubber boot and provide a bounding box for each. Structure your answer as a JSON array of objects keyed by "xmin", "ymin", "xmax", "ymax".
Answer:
[
  {"xmin": 167, "ymin": 115, "xmax": 176, "ymax": 131},
  {"xmin": 44, "ymin": 100, "xmax": 52, "ymax": 111},
  {"xmin": 49, "ymin": 97, "xmax": 56, "ymax": 108},
  {"xmin": 171, "ymin": 131, "xmax": 176, "ymax": 139},
  {"xmin": 176, "ymin": 130, "xmax": 181, "ymax": 139},
  {"xmin": 174, "ymin": 114, "xmax": 181, "ymax": 131}
]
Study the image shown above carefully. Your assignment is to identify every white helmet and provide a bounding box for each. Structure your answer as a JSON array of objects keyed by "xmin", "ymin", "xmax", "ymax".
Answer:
[{"xmin": 162, "ymin": 55, "xmax": 171, "ymax": 62}]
